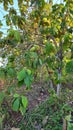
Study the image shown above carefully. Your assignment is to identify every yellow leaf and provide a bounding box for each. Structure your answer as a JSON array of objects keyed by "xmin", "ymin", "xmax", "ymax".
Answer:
[
  {"xmin": 34, "ymin": 23, "xmax": 38, "ymax": 29},
  {"xmin": 43, "ymin": 18, "xmax": 48, "ymax": 22}
]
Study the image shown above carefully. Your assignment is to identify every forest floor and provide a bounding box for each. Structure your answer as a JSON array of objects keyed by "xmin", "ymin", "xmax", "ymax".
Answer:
[
  {"xmin": 3, "ymin": 81, "xmax": 50, "ymax": 129},
  {"xmin": 20, "ymin": 82, "xmax": 49, "ymax": 110},
  {"xmin": 2, "ymin": 81, "xmax": 73, "ymax": 130}
]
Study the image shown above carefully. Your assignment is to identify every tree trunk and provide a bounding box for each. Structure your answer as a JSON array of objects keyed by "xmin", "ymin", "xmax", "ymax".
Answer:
[
  {"xmin": 49, "ymin": 79, "xmax": 53, "ymax": 89},
  {"xmin": 57, "ymin": 72, "xmax": 61, "ymax": 96},
  {"xmin": 62, "ymin": 118, "xmax": 67, "ymax": 130},
  {"xmin": 57, "ymin": 83, "xmax": 61, "ymax": 96}
]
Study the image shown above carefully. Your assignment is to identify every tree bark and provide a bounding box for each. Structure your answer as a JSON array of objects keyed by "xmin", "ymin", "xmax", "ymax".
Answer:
[
  {"xmin": 62, "ymin": 118, "xmax": 67, "ymax": 130},
  {"xmin": 57, "ymin": 72, "xmax": 61, "ymax": 96}
]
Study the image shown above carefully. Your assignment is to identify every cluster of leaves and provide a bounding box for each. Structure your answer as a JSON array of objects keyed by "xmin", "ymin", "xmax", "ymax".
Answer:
[
  {"xmin": 12, "ymin": 93, "xmax": 28, "ymax": 115},
  {"xmin": 17, "ymin": 68, "xmax": 34, "ymax": 88},
  {"xmin": 0, "ymin": 68, "xmax": 33, "ymax": 117}
]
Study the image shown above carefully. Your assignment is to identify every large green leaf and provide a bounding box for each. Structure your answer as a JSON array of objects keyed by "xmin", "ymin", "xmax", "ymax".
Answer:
[
  {"xmin": 24, "ymin": 69, "xmax": 33, "ymax": 88},
  {"xmin": 21, "ymin": 96, "xmax": 28, "ymax": 108},
  {"xmin": 27, "ymin": 69, "xmax": 32, "ymax": 75},
  {"xmin": 24, "ymin": 74, "xmax": 33, "ymax": 88},
  {"xmin": 17, "ymin": 69, "xmax": 26, "ymax": 81},
  {"xmin": 12, "ymin": 98, "xmax": 20, "ymax": 111}
]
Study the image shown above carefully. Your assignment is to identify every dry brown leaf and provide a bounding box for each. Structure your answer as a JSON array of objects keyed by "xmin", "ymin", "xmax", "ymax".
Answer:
[{"xmin": 11, "ymin": 128, "xmax": 20, "ymax": 130}]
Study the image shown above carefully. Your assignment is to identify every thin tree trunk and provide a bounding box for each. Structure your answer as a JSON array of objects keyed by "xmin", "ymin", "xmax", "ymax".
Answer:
[
  {"xmin": 62, "ymin": 118, "xmax": 67, "ymax": 130},
  {"xmin": 57, "ymin": 83, "xmax": 61, "ymax": 96},
  {"xmin": 57, "ymin": 72, "xmax": 61, "ymax": 96},
  {"xmin": 57, "ymin": 40, "xmax": 63, "ymax": 96},
  {"xmin": 49, "ymin": 79, "xmax": 53, "ymax": 89}
]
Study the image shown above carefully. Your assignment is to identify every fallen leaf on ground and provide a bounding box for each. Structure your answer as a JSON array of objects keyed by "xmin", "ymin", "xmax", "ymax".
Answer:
[{"xmin": 11, "ymin": 128, "xmax": 20, "ymax": 130}]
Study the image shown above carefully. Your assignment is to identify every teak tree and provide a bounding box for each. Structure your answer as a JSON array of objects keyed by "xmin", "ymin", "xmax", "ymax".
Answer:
[{"xmin": 0, "ymin": 0, "xmax": 73, "ymax": 99}]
